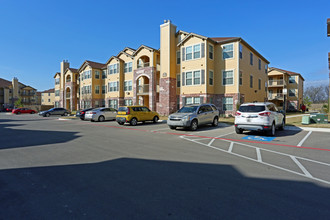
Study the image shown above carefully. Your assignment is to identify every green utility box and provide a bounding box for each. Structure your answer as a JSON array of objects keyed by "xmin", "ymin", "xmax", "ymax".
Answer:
[
  {"xmin": 310, "ymin": 113, "xmax": 328, "ymax": 124},
  {"xmin": 301, "ymin": 115, "xmax": 311, "ymax": 125}
]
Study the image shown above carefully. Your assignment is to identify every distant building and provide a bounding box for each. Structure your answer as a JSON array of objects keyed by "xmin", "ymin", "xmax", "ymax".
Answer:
[
  {"xmin": 267, "ymin": 67, "xmax": 304, "ymax": 111},
  {"xmin": 41, "ymin": 88, "xmax": 55, "ymax": 106},
  {"xmin": 327, "ymin": 19, "xmax": 330, "ymax": 104},
  {"xmin": 0, "ymin": 77, "xmax": 38, "ymax": 110}
]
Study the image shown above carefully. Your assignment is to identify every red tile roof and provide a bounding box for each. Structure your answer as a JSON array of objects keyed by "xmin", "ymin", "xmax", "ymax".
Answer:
[
  {"xmin": 0, "ymin": 78, "xmax": 12, "ymax": 88},
  {"xmin": 68, "ymin": 68, "xmax": 78, "ymax": 73},
  {"xmin": 85, "ymin": 60, "xmax": 107, "ymax": 69},
  {"xmin": 42, "ymin": 88, "xmax": 55, "ymax": 93}
]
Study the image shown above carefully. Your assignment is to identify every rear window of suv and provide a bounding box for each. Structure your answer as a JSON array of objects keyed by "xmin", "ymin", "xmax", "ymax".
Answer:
[
  {"xmin": 239, "ymin": 105, "xmax": 265, "ymax": 112},
  {"xmin": 118, "ymin": 107, "xmax": 128, "ymax": 112}
]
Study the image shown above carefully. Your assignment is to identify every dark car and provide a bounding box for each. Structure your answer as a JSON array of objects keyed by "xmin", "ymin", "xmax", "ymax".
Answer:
[
  {"xmin": 39, "ymin": 108, "xmax": 70, "ymax": 117},
  {"xmin": 12, "ymin": 108, "xmax": 37, "ymax": 114},
  {"xmin": 76, "ymin": 108, "xmax": 94, "ymax": 120}
]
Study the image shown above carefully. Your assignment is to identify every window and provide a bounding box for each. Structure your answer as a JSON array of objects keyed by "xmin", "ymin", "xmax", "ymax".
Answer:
[
  {"xmin": 209, "ymin": 45, "xmax": 214, "ymax": 59},
  {"xmin": 108, "ymin": 64, "xmax": 119, "ymax": 74},
  {"xmin": 124, "ymin": 81, "xmax": 132, "ymax": 91},
  {"xmin": 186, "ymin": 72, "xmax": 193, "ymax": 85},
  {"xmin": 265, "ymin": 64, "xmax": 268, "ymax": 74},
  {"xmin": 55, "ymin": 90, "xmax": 60, "ymax": 96},
  {"xmin": 186, "ymin": 46, "xmax": 193, "ymax": 60},
  {"xmin": 95, "ymin": 70, "xmax": 100, "ymax": 79},
  {"xmin": 193, "ymin": 44, "xmax": 200, "ymax": 59},
  {"xmin": 124, "ymin": 99, "xmax": 133, "ymax": 106},
  {"xmin": 95, "ymin": 101, "xmax": 99, "ymax": 108},
  {"xmin": 289, "ymin": 76, "xmax": 296, "ymax": 84},
  {"xmin": 124, "ymin": 62, "xmax": 132, "ymax": 73},
  {"xmin": 239, "ymin": 71, "xmax": 243, "ymax": 85},
  {"xmin": 209, "ymin": 70, "xmax": 214, "ymax": 85},
  {"xmin": 109, "ymin": 81, "xmax": 119, "ymax": 92},
  {"xmin": 48, "ymin": 99, "xmax": 50, "ymax": 102},
  {"xmin": 222, "ymin": 43, "xmax": 233, "ymax": 59},
  {"xmin": 95, "ymin": 85, "xmax": 100, "ymax": 94},
  {"xmin": 109, "ymin": 100, "xmax": 118, "ymax": 109},
  {"xmin": 250, "ymin": 75, "xmax": 253, "ymax": 88},
  {"xmin": 102, "ymin": 85, "xmax": 106, "ymax": 94},
  {"xmin": 101, "ymin": 100, "xmax": 105, "ymax": 107},
  {"xmin": 102, "ymin": 70, "xmax": 107, "ymax": 79},
  {"xmin": 258, "ymin": 59, "xmax": 261, "ymax": 70},
  {"xmin": 55, "ymin": 78, "xmax": 60, "ymax": 85},
  {"xmin": 289, "ymin": 89, "xmax": 296, "ymax": 97},
  {"xmin": 185, "ymin": 97, "xmax": 202, "ymax": 105},
  {"xmin": 177, "ymin": 51, "xmax": 181, "ymax": 64},
  {"xmin": 223, "ymin": 70, "xmax": 234, "ymax": 85},
  {"xmin": 177, "ymin": 74, "xmax": 181, "ymax": 87},
  {"xmin": 258, "ymin": 79, "xmax": 261, "ymax": 90},
  {"xmin": 193, "ymin": 71, "xmax": 201, "ymax": 85},
  {"xmin": 250, "ymin": 53, "xmax": 253, "ymax": 65},
  {"xmin": 223, "ymin": 97, "xmax": 233, "ymax": 111},
  {"xmin": 239, "ymin": 44, "xmax": 243, "ymax": 59}
]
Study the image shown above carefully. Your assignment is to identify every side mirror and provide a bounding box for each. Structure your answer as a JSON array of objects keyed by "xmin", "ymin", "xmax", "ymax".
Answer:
[{"xmin": 198, "ymin": 110, "xmax": 202, "ymax": 114}]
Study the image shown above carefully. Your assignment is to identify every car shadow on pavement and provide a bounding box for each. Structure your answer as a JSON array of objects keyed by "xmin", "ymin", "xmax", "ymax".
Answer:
[
  {"xmin": 242, "ymin": 128, "xmax": 302, "ymax": 137},
  {"xmin": 0, "ymin": 158, "xmax": 329, "ymax": 219},
  {"xmin": 0, "ymin": 120, "xmax": 80, "ymax": 150}
]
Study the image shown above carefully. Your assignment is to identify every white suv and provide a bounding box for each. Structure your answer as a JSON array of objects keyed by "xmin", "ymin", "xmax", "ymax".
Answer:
[{"xmin": 234, "ymin": 102, "xmax": 285, "ymax": 136}]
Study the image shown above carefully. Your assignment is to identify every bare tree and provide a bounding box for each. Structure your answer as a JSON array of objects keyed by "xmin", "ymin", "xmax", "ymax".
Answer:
[{"xmin": 304, "ymin": 85, "xmax": 327, "ymax": 103}]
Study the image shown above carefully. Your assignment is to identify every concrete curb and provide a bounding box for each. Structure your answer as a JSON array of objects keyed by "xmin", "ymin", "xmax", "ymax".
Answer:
[{"xmin": 285, "ymin": 126, "xmax": 330, "ymax": 133}]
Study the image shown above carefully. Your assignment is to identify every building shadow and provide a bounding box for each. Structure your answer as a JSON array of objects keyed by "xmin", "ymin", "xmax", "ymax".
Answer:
[
  {"xmin": 0, "ymin": 158, "xmax": 329, "ymax": 219},
  {"xmin": 0, "ymin": 120, "xmax": 80, "ymax": 150}
]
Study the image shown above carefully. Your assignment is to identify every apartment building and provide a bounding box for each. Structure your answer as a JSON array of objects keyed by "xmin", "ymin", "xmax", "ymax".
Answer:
[
  {"xmin": 54, "ymin": 20, "xmax": 269, "ymax": 115},
  {"xmin": 0, "ymin": 77, "xmax": 37, "ymax": 110},
  {"xmin": 41, "ymin": 88, "xmax": 55, "ymax": 106},
  {"xmin": 268, "ymin": 67, "xmax": 304, "ymax": 111}
]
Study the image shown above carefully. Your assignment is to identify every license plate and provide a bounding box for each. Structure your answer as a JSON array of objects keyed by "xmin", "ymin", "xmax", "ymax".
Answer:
[{"xmin": 247, "ymin": 118, "xmax": 251, "ymax": 122}]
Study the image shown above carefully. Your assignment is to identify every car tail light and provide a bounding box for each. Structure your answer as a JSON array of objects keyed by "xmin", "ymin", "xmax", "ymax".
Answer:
[
  {"xmin": 235, "ymin": 112, "xmax": 241, "ymax": 116},
  {"xmin": 259, "ymin": 112, "xmax": 271, "ymax": 117},
  {"xmin": 126, "ymin": 108, "xmax": 130, "ymax": 115},
  {"xmin": 91, "ymin": 112, "xmax": 96, "ymax": 114},
  {"xmin": 81, "ymin": 111, "xmax": 84, "ymax": 114},
  {"xmin": 264, "ymin": 126, "xmax": 269, "ymax": 129}
]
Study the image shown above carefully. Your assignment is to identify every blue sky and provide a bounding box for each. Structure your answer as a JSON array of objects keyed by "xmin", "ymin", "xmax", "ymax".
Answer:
[{"xmin": 0, "ymin": 0, "xmax": 329, "ymax": 91}]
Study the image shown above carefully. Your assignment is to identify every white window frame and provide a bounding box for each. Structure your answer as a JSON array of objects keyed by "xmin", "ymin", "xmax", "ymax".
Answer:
[
  {"xmin": 222, "ymin": 43, "xmax": 234, "ymax": 60},
  {"xmin": 185, "ymin": 43, "xmax": 201, "ymax": 61},
  {"xmin": 95, "ymin": 70, "xmax": 100, "ymax": 79},
  {"xmin": 184, "ymin": 70, "xmax": 202, "ymax": 86},
  {"xmin": 209, "ymin": 70, "xmax": 214, "ymax": 86},
  {"xmin": 95, "ymin": 85, "xmax": 100, "ymax": 94},
  {"xmin": 108, "ymin": 63, "xmax": 119, "ymax": 75},
  {"xmin": 124, "ymin": 62, "xmax": 132, "ymax": 73},
  {"xmin": 289, "ymin": 76, "xmax": 296, "ymax": 84},
  {"xmin": 223, "ymin": 97, "xmax": 233, "ymax": 111},
  {"xmin": 289, "ymin": 89, "xmax": 296, "ymax": 97},
  {"xmin": 124, "ymin": 80, "xmax": 132, "ymax": 91},
  {"xmin": 209, "ymin": 44, "xmax": 214, "ymax": 60},
  {"xmin": 222, "ymin": 70, "xmax": 234, "ymax": 86}
]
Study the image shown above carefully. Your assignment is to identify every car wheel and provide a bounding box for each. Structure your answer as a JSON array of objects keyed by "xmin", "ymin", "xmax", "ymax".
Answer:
[
  {"xmin": 279, "ymin": 120, "xmax": 285, "ymax": 131},
  {"xmin": 130, "ymin": 118, "xmax": 138, "ymax": 126},
  {"xmin": 153, "ymin": 116, "xmax": 159, "ymax": 123},
  {"xmin": 267, "ymin": 123, "xmax": 276, "ymax": 136},
  {"xmin": 169, "ymin": 126, "xmax": 176, "ymax": 130},
  {"xmin": 117, "ymin": 122, "xmax": 124, "ymax": 125},
  {"xmin": 31, "ymin": 111, "xmax": 35, "ymax": 114},
  {"xmin": 212, "ymin": 117, "xmax": 218, "ymax": 127},
  {"xmin": 63, "ymin": 112, "xmax": 68, "ymax": 116},
  {"xmin": 190, "ymin": 120, "xmax": 198, "ymax": 131},
  {"xmin": 45, "ymin": 113, "xmax": 50, "ymax": 117},
  {"xmin": 17, "ymin": 112, "xmax": 21, "ymax": 114},
  {"xmin": 98, "ymin": 115, "xmax": 105, "ymax": 122},
  {"xmin": 235, "ymin": 126, "xmax": 243, "ymax": 134}
]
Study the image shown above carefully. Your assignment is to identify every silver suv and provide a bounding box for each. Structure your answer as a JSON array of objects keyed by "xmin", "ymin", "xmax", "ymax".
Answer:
[
  {"xmin": 167, "ymin": 104, "xmax": 219, "ymax": 131},
  {"xmin": 234, "ymin": 102, "xmax": 285, "ymax": 136}
]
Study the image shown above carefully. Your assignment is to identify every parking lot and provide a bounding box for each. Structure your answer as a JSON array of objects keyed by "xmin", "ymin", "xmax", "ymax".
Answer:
[{"xmin": 1, "ymin": 113, "xmax": 330, "ymax": 219}]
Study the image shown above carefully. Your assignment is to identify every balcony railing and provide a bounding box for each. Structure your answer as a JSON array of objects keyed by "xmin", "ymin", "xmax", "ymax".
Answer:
[
  {"xmin": 268, "ymin": 93, "xmax": 284, "ymax": 100},
  {"xmin": 21, "ymin": 92, "xmax": 36, "ymax": 96},
  {"xmin": 137, "ymin": 84, "xmax": 149, "ymax": 94},
  {"xmin": 137, "ymin": 62, "xmax": 150, "ymax": 68},
  {"xmin": 268, "ymin": 80, "xmax": 284, "ymax": 86}
]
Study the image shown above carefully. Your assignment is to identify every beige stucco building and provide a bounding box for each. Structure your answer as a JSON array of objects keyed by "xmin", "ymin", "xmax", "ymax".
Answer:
[
  {"xmin": 267, "ymin": 67, "xmax": 304, "ymax": 111},
  {"xmin": 41, "ymin": 88, "xmax": 55, "ymax": 106},
  {"xmin": 54, "ymin": 20, "xmax": 271, "ymax": 115},
  {"xmin": 0, "ymin": 77, "xmax": 38, "ymax": 110}
]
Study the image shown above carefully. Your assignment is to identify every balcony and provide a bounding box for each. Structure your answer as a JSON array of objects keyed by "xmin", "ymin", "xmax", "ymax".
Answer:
[
  {"xmin": 268, "ymin": 93, "xmax": 284, "ymax": 100},
  {"xmin": 268, "ymin": 80, "xmax": 284, "ymax": 87},
  {"xmin": 137, "ymin": 84, "xmax": 149, "ymax": 95},
  {"xmin": 137, "ymin": 62, "xmax": 150, "ymax": 68},
  {"xmin": 21, "ymin": 91, "xmax": 36, "ymax": 96}
]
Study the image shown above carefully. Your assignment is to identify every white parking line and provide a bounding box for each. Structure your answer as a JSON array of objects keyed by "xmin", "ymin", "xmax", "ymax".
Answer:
[
  {"xmin": 151, "ymin": 127, "xmax": 170, "ymax": 132},
  {"xmin": 256, "ymin": 148, "xmax": 262, "ymax": 162},
  {"xmin": 228, "ymin": 142, "xmax": 234, "ymax": 152},
  {"xmin": 192, "ymin": 131, "xmax": 235, "ymax": 141},
  {"xmin": 290, "ymin": 156, "xmax": 313, "ymax": 178},
  {"xmin": 297, "ymin": 131, "xmax": 312, "ymax": 147}
]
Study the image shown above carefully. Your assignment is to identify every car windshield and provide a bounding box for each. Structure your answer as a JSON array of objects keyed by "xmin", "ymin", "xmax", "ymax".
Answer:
[
  {"xmin": 239, "ymin": 105, "xmax": 266, "ymax": 112},
  {"xmin": 118, "ymin": 107, "xmax": 128, "ymax": 112},
  {"xmin": 178, "ymin": 106, "xmax": 198, "ymax": 113}
]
